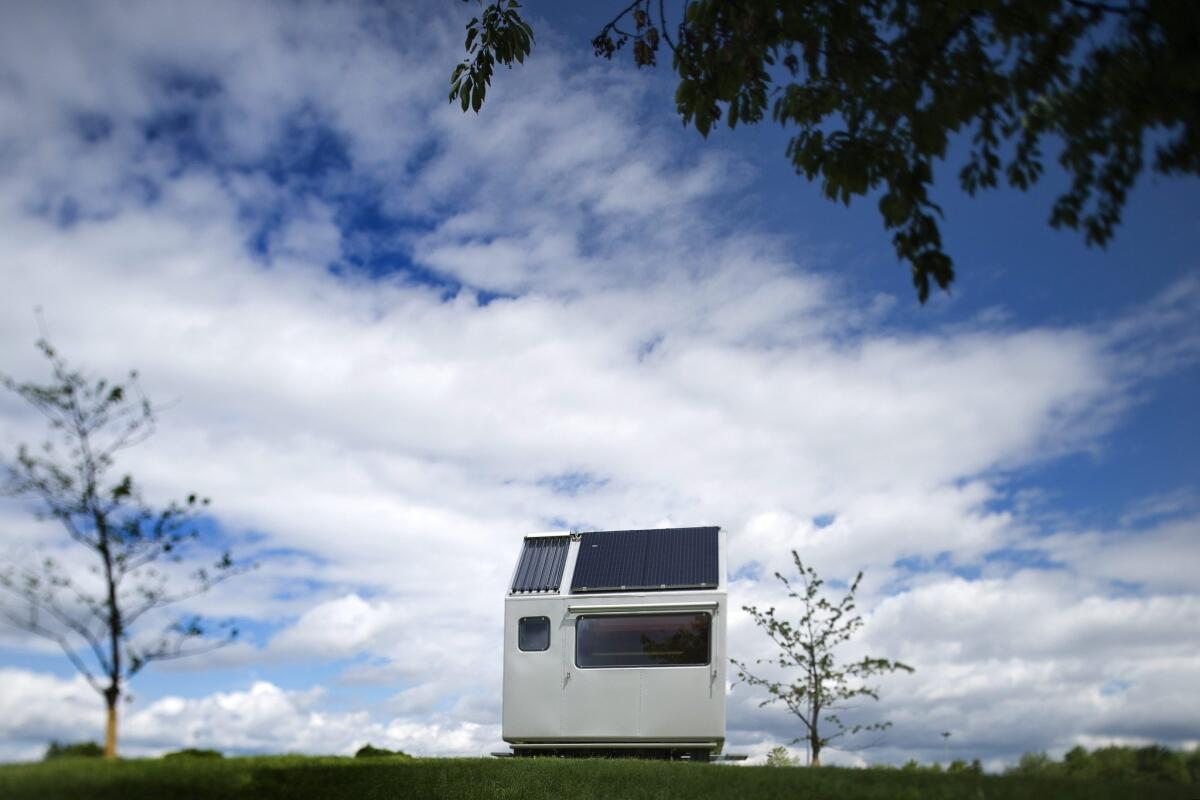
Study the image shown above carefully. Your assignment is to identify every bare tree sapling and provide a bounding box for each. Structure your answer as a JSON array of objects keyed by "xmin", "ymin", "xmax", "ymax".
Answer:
[
  {"xmin": 733, "ymin": 551, "xmax": 913, "ymax": 766},
  {"xmin": 0, "ymin": 339, "xmax": 249, "ymax": 758}
]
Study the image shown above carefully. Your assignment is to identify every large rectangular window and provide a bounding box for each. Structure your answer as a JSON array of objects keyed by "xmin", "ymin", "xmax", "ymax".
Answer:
[{"xmin": 575, "ymin": 612, "xmax": 711, "ymax": 668}]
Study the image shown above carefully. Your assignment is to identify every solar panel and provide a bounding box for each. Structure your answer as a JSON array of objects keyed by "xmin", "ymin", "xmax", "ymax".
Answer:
[
  {"xmin": 570, "ymin": 527, "xmax": 719, "ymax": 593},
  {"xmin": 510, "ymin": 536, "xmax": 570, "ymax": 594}
]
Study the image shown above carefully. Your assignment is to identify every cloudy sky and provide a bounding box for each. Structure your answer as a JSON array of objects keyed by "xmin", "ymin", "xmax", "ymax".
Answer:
[{"xmin": 1, "ymin": 0, "xmax": 1197, "ymax": 768}]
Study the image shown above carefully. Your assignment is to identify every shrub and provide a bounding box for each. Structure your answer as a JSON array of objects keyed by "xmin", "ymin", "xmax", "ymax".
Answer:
[
  {"xmin": 898, "ymin": 759, "xmax": 948, "ymax": 773},
  {"xmin": 162, "ymin": 748, "xmax": 224, "ymax": 760},
  {"xmin": 1135, "ymin": 745, "xmax": 1190, "ymax": 784},
  {"xmin": 1090, "ymin": 746, "xmax": 1137, "ymax": 781},
  {"xmin": 354, "ymin": 744, "xmax": 410, "ymax": 759},
  {"xmin": 1008, "ymin": 751, "xmax": 1059, "ymax": 777},
  {"xmin": 1063, "ymin": 745, "xmax": 1092, "ymax": 777},
  {"xmin": 1006, "ymin": 744, "xmax": 1195, "ymax": 784},
  {"xmin": 765, "ymin": 746, "xmax": 797, "ymax": 767},
  {"xmin": 43, "ymin": 741, "xmax": 104, "ymax": 760}
]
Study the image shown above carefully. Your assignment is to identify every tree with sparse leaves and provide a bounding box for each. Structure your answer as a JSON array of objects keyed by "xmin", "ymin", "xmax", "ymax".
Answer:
[
  {"xmin": 452, "ymin": 0, "xmax": 1200, "ymax": 302},
  {"xmin": 766, "ymin": 744, "xmax": 799, "ymax": 766},
  {"xmin": 733, "ymin": 552, "xmax": 913, "ymax": 766},
  {"xmin": 0, "ymin": 339, "xmax": 250, "ymax": 758}
]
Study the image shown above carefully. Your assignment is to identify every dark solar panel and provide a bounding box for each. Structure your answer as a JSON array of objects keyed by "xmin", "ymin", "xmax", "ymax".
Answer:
[
  {"xmin": 570, "ymin": 527, "xmax": 719, "ymax": 593},
  {"xmin": 510, "ymin": 536, "xmax": 570, "ymax": 594}
]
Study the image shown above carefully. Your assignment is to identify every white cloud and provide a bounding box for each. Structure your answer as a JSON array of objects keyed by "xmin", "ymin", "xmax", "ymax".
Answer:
[
  {"xmin": 0, "ymin": 669, "xmax": 101, "ymax": 762},
  {"xmin": 0, "ymin": 669, "xmax": 498, "ymax": 759},
  {"xmin": 1038, "ymin": 513, "xmax": 1200, "ymax": 594},
  {"xmin": 270, "ymin": 594, "xmax": 392, "ymax": 658}
]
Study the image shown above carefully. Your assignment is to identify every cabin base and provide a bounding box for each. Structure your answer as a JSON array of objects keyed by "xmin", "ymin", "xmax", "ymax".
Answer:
[{"xmin": 506, "ymin": 740, "xmax": 720, "ymax": 761}]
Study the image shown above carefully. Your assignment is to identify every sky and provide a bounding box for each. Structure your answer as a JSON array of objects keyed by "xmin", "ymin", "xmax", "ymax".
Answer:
[{"xmin": 0, "ymin": 0, "xmax": 1197, "ymax": 768}]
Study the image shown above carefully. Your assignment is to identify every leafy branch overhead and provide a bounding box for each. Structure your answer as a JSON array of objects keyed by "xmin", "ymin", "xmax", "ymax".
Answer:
[
  {"xmin": 452, "ymin": 1, "xmax": 1200, "ymax": 302},
  {"xmin": 732, "ymin": 552, "xmax": 913, "ymax": 766},
  {"xmin": 0, "ymin": 338, "xmax": 253, "ymax": 757},
  {"xmin": 450, "ymin": 0, "xmax": 534, "ymax": 113}
]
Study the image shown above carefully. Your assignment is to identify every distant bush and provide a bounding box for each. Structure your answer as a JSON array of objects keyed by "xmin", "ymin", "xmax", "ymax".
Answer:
[
  {"xmin": 44, "ymin": 741, "xmax": 104, "ymax": 760},
  {"xmin": 354, "ymin": 744, "xmax": 411, "ymax": 759},
  {"xmin": 162, "ymin": 748, "xmax": 224, "ymax": 760},
  {"xmin": 948, "ymin": 759, "xmax": 983, "ymax": 776},
  {"xmin": 1009, "ymin": 751, "xmax": 1059, "ymax": 777},
  {"xmin": 765, "ymin": 746, "xmax": 798, "ymax": 767},
  {"xmin": 1007, "ymin": 745, "xmax": 1196, "ymax": 784}
]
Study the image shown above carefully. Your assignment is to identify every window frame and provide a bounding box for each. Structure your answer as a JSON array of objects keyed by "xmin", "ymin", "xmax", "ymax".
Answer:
[
  {"xmin": 573, "ymin": 611, "xmax": 712, "ymax": 669},
  {"xmin": 517, "ymin": 615, "xmax": 551, "ymax": 652}
]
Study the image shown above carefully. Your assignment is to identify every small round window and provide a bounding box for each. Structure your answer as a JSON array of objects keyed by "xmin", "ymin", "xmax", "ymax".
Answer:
[{"xmin": 518, "ymin": 616, "xmax": 550, "ymax": 652}]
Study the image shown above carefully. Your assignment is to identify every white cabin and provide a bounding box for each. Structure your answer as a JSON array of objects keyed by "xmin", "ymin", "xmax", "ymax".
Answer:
[{"xmin": 501, "ymin": 526, "xmax": 727, "ymax": 759}]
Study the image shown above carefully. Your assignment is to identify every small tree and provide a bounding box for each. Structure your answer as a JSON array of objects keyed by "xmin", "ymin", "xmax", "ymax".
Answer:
[
  {"xmin": 765, "ymin": 745, "xmax": 797, "ymax": 767},
  {"xmin": 0, "ymin": 339, "xmax": 248, "ymax": 758},
  {"xmin": 733, "ymin": 551, "xmax": 913, "ymax": 766}
]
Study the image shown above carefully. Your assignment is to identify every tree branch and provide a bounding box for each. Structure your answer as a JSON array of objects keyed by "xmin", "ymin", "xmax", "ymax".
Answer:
[
  {"xmin": 1064, "ymin": 0, "xmax": 1146, "ymax": 15},
  {"xmin": 0, "ymin": 606, "xmax": 103, "ymax": 694}
]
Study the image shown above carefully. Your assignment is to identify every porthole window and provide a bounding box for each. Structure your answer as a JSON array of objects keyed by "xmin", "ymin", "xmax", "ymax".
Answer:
[{"xmin": 518, "ymin": 616, "xmax": 551, "ymax": 651}]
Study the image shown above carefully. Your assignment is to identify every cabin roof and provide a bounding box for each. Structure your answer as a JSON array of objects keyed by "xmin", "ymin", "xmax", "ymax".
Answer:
[{"xmin": 509, "ymin": 526, "xmax": 721, "ymax": 595}]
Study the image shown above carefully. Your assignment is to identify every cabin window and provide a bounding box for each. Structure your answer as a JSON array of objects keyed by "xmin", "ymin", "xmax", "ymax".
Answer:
[
  {"xmin": 575, "ymin": 612, "xmax": 710, "ymax": 668},
  {"xmin": 518, "ymin": 616, "xmax": 551, "ymax": 651}
]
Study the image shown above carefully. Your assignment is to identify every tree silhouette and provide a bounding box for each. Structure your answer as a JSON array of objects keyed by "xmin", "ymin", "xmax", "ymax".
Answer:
[
  {"xmin": 0, "ymin": 338, "xmax": 250, "ymax": 757},
  {"xmin": 452, "ymin": 1, "xmax": 1200, "ymax": 301}
]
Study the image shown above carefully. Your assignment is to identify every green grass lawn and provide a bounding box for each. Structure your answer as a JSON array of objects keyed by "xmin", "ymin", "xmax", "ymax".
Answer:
[{"xmin": 1, "ymin": 755, "xmax": 1193, "ymax": 800}]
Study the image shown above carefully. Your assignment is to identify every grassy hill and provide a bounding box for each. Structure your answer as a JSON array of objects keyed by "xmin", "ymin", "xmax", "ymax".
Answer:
[{"xmin": 1, "ymin": 755, "xmax": 1193, "ymax": 800}]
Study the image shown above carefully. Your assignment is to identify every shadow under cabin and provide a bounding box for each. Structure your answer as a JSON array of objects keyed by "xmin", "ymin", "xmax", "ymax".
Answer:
[{"xmin": 501, "ymin": 526, "xmax": 727, "ymax": 760}]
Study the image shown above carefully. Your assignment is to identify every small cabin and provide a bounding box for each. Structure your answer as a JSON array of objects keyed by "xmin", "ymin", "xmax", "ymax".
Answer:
[{"xmin": 501, "ymin": 526, "xmax": 727, "ymax": 760}]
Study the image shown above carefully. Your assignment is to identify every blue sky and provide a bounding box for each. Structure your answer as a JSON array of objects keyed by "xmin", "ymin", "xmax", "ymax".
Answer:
[
  {"xmin": 0, "ymin": 0, "xmax": 1197, "ymax": 766},
  {"xmin": 535, "ymin": 4, "xmax": 1200, "ymax": 533}
]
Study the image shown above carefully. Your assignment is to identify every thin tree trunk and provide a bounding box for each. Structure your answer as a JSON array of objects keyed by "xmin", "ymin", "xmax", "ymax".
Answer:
[
  {"xmin": 103, "ymin": 694, "xmax": 118, "ymax": 759},
  {"xmin": 809, "ymin": 691, "xmax": 821, "ymax": 767},
  {"xmin": 96, "ymin": 503, "xmax": 122, "ymax": 760}
]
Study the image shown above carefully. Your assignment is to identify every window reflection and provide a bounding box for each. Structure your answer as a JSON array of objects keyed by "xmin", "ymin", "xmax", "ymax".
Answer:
[{"xmin": 576, "ymin": 612, "xmax": 710, "ymax": 668}]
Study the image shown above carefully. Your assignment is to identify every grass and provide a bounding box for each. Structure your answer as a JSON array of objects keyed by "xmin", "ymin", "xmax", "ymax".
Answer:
[{"xmin": 1, "ymin": 755, "xmax": 1194, "ymax": 800}]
